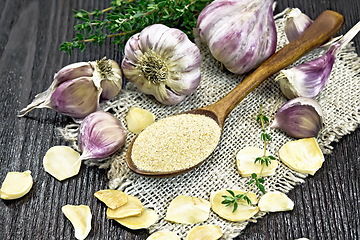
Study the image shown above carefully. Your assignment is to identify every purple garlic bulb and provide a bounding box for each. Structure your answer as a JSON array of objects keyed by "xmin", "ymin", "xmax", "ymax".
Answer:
[
  {"xmin": 122, "ymin": 24, "xmax": 201, "ymax": 105},
  {"xmin": 270, "ymin": 97, "xmax": 324, "ymax": 139},
  {"xmin": 78, "ymin": 111, "xmax": 126, "ymax": 161},
  {"xmin": 196, "ymin": 0, "xmax": 277, "ymax": 75}
]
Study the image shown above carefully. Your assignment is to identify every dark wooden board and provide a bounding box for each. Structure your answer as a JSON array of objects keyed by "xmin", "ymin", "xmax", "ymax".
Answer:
[{"xmin": 0, "ymin": 0, "xmax": 359, "ymax": 239}]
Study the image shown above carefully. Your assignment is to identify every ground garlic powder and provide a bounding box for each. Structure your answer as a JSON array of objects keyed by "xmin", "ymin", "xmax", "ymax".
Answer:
[{"xmin": 131, "ymin": 114, "xmax": 222, "ymax": 172}]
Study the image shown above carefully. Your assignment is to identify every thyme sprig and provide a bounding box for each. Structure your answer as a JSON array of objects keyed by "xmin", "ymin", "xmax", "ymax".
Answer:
[
  {"xmin": 60, "ymin": 0, "xmax": 211, "ymax": 55},
  {"xmin": 222, "ymin": 104, "xmax": 276, "ymax": 211}
]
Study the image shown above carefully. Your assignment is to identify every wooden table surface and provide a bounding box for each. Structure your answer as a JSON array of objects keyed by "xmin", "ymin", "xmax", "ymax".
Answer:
[{"xmin": 1, "ymin": 0, "xmax": 359, "ymax": 239}]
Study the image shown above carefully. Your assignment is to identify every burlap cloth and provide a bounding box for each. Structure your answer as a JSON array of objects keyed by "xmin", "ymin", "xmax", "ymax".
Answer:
[{"xmin": 60, "ymin": 13, "xmax": 360, "ymax": 239}]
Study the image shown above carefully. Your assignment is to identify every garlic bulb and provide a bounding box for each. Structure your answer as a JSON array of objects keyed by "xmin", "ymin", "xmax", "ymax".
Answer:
[
  {"xmin": 270, "ymin": 97, "xmax": 324, "ymax": 138},
  {"xmin": 285, "ymin": 8, "xmax": 313, "ymax": 42},
  {"xmin": 196, "ymin": 0, "xmax": 277, "ymax": 75},
  {"xmin": 122, "ymin": 24, "xmax": 201, "ymax": 105},
  {"xmin": 276, "ymin": 20, "xmax": 360, "ymax": 99},
  {"xmin": 19, "ymin": 58, "xmax": 122, "ymax": 119},
  {"xmin": 78, "ymin": 111, "xmax": 126, "ymax": 161}
]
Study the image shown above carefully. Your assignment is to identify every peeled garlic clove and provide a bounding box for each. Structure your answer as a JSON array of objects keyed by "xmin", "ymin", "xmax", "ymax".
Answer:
[
  {"xmin": 94, "ymin": 189, "xmax": 127, "ymax": 209},
  {"xmin": 43, "ymin": 146, "xmax": 81, "ymax": 181},
  {"xmin": 106, "ymin": 195, "xmax": 144, "ymax": 219},
  {"xmin": 197, "ymin": 0, "xmax": 277, "ymax": 74},
  {"xmin": 126, "ymin": 107, "xmax": 155, "ymax": 134},
  {"xmin": 285, "ymin": 8, "xmax": 313, "ymax": 42},
  {"xmin": 279, "ymin": 138, "xmax": 324, "ymax": 175},
  {"xmin": 19, "ymin": 57, "xmax": 121, "ymax": 119},
  {"xmin": 165, "ymin": 195, "xmax": 211, "ymax": 224},
  {"xmin": 210, "ymin": 189, "xmax": 258, "ymax": 222},
  {"xmin": 62, "ymin": 205, "xmax": 92, "ymax": 240},
  {"xmin": 114, "ymin": 208, "xmax": 158, "ymax": 230},
  {"xmin": 147, "ymin": 230, "xmax": 180, "ymax": 240},
  {"xmin": 122, "ymin": 24, "xmax": 201, "ymax": 105},
  {"xmin": 258, "ymin": 191, "xmax": 294, "ymax": 212},
  {"xmin": 0, "ymin": 170, "xmax": 33, "ymax": 200},
  {"xmin": 270, "ymin": 97, "xmax": 323, "ymax": 138},
  {"xmin": 186, "ymin": 225, "xmax": 223, "ymax": 240},
  {"xmin": 236, "ymin": 147, "xmax": 278, "ymax": 177},
  {"xmin": 78, "ymin": 111, "xmax": 126, "ymax": 161}
]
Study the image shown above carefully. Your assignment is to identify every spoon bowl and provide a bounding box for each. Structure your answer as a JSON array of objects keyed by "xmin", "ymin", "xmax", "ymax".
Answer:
[{"xmin": 126, "ymin": 10, "xmax": 344, "ymax": 177}]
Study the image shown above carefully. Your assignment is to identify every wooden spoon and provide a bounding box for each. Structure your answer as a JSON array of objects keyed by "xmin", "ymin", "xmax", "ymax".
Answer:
[{"xmin": 126, "ymin": 10, "xmax": 344, "ymax": 177}]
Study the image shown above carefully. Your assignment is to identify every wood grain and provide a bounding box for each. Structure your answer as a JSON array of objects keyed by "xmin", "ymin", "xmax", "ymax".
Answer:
[{"xmin": 0, "ymin": 0, "xmax": 359, "ymax": 239}]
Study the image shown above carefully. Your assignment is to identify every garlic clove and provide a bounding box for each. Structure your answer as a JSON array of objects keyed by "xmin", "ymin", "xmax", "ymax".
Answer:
[
  {"xmin": 122, "ymin": 24, "xmax": 201, "ymax": 105},
  {"xmin": 275, "ymin": 54, "xmax": 335, "ymax": 99},
  {"xmin": 258, "ymin": 191, "xmax": 294, "ymax": 212},
  {"xmin": 106, "ymin": 195, "xmax": 144, "ymax": 219},
  {"xmin": 62, "ymin": 205, "xmax": 92, "ymax": 240},
  {"xmin": 78, "ymin": 111, "xmax": 126, "ymax": 161},
  {"xmin": 165, "ymin": 195, "xmax": 211, "ymax": 224},
  {"xmin": 94, "ymin": 189, "xmax": 127, "ymax": 209},
  {"xmin": 126, "ymin": 107, "xmax": 155, "ymax": 134},
  {"xmin": 236, "ymin": 147, "xmax": 278, "ymax": 177},
  {"xmin": 0, "ymin": 170, "xmax": 33, "ymax": 200},
  {"xmin": 19, "ymin": 58, "xmax": 121, "ymax": 119},
  {"xmin": 186, "ymin": 225, "xmax": 223, "ymax": 240},
  {"xmin": 43, "ymin": 146, "xmax": 81, "ymax": 181},
  {"xmin": 270, "ymin": 97, "xmax": 324, "ymax": 138},
  {"xmin": 285, "ymin": 8, "xmax": 313, "ymax": 42},
  {"xmin": 54, "ymin": 62, "xmax": 93, "ymax": 87},
  {"xmin": 197, "ymin": 0, "xmax": 277, "ymax": 74},
  {"xmin": 113, "ymin": 208, "xmax": 158, "ymax": 230},
  {"xmin": 49, "ymin": 77, "xmax": 101, "ymax": 119},
  {"xmin": 279, "ymin": 138, "xmax": 324, "ymax": 175},
  {"xmin": 91, "ymin": 58, "xmax": 122, "ymax": 101},
  {"xmin": 210, "ymin": 189, "xmax": 258, "ymax": 222},
  {"xmin": 147, "ymin": 230, "xmax": 180, "ymax": 240}
]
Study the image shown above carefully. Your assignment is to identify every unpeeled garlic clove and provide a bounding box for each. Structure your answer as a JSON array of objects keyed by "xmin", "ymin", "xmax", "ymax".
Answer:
[
  {"xmin": 19, "ymin": 58, "xmax": 121, "ymax": 119},
  {"xmin": 78, "ymin": 111, "xmax": 126, "ymax": 161},
  {"xmin": 270, "ymin": 97, "xmax": 323, "ymax": 138},
  {"xmin": 285, "ymin": 8, "xmax": 313, "ymax": 42},
  {"xmin": 165, "ymin": 195, "xmax": 211, "ymax": 224},
  {"xmin": 258, "ymin": 191, "xmax": 294, "ymax": 212}
]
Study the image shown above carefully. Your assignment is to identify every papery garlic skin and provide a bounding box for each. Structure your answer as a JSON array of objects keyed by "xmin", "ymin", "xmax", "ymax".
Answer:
[
  {"xmin": 270, "ymin": 97, "xmax": 324, "ymax": 139},
  {"xmin": 122, "ymin": 24, "xmax": 201, "ymax": 105},
  {"xmin": 276, "ymin": 20, "xmax": 360, "ymax": 99},
  {"xmin": 285, "ymin": 8, "xmax": 313, "ymax": 42},
  {"xmin": 78, "ymin": 111, "xmax": 126, "ymax": 161},
  {"xmin": 19, "ymin": 58, "xmax": 122, "ymax": 119},
  {"xmin": 196, "ymin": 0, "xmax": 277, "ymax": 75}
]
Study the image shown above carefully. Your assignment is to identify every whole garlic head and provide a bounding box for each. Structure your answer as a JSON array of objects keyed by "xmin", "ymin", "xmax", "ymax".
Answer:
[
  {"xmin": 196, "ymin": 0, "xmax": 277, "ymax": 74},
  {"xmin": 122, "ymin": 24, "xmax": 201, "ymax": 105}
]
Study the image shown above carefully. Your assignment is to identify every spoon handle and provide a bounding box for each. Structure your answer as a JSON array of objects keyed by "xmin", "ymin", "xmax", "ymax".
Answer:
[{"xmin": 204, "ymin": 10, "xmax": 344, "ymax": 127}]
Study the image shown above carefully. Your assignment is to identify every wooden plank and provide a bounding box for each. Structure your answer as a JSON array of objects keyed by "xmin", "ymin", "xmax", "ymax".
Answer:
[{"xmin": 0, "ymin": 0, "xmax": 359, "ymax": 239}]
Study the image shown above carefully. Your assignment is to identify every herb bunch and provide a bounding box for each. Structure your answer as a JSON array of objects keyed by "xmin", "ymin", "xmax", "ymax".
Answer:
[
  {"xmin": 222, "ymin": 105, "xmax": 276, "ymax": 212},
  {"xmin": 60, "ymin": 0, "xmax": 211, "ymax": 55}
]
